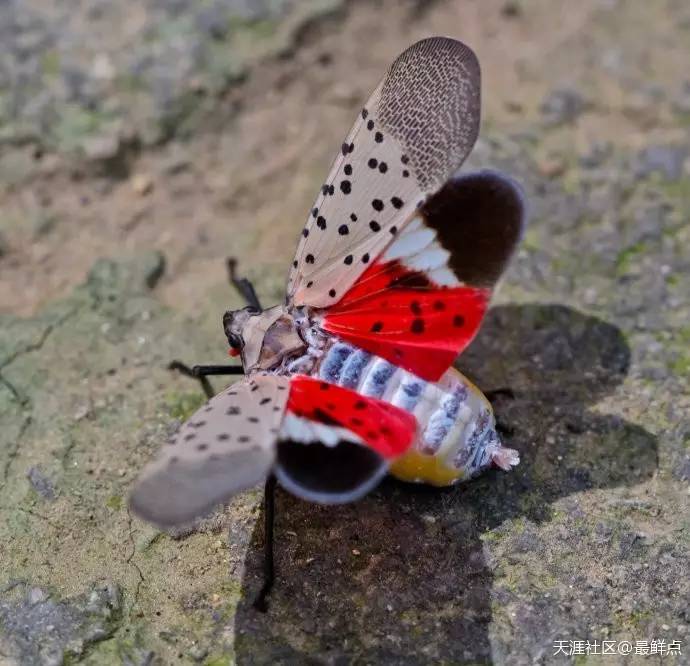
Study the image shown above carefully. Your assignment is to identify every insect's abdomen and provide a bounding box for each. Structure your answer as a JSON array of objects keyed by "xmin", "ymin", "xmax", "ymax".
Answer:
[{"xmin": 315, "ymin": 341, "xmax": 501, "ymax": 485}]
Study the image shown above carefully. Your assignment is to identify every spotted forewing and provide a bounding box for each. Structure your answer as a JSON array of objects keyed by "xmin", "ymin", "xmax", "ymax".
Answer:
[
  {"xmin": 130, "ymin": 375, "xmax": 289, "ymax": 527},
  {"xmin": 287, "ymin": 37, "xmax": 481, "ymax": 308}
]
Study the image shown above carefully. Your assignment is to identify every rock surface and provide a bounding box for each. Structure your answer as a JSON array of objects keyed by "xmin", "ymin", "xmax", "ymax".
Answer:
[{"xmin": 1, "ymin": 0, "xmax": 689, "ymax": 664}]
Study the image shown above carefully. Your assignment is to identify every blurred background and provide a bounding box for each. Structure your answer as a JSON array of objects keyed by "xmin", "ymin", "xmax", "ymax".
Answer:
[{"xmin": 0, "ymin": 1, "xmax": 688, "ymax": 664}]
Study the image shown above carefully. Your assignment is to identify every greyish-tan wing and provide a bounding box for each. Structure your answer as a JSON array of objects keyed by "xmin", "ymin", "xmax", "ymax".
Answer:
[
  {"xmin": 130, "ymin": 374, "xmax": 289, "ymax": 528},
  {"xmin": 287, "ymin": 37, "xmax": 481, "ymax": 308}
]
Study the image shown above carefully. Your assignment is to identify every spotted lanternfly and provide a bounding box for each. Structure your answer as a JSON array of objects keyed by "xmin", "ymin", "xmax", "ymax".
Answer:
[{"xmin": 130, "ymin": 37, "xmax": 525, "ymax": 608}]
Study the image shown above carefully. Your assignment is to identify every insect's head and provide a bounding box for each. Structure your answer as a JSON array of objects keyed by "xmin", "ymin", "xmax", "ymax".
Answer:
[{"xmin": 222, "ymin": 306, "xmax": 260, "ymax": 357}]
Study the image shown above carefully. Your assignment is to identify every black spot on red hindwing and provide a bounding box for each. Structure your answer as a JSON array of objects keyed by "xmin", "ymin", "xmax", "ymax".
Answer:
[
  {"xmin": 354, "ymin": 400, "xmax": 367, "ymax": 410},
  {"xmin": 313, "ymin": 408, "xmax": 339, "ymax": 426},
  {"xmin": 411, "ymin": 318, "xmax": 425, "ymax": 334},
  {"xmin": 388, "ymin": 272, "xmax": 432, "ymax": 289},
  {"xmin": 433, "ymin": 300, "xmax": 446, "ymax": 311},
  {"xmin": 410, "ymin": 301, "xmax": 422, "ymax": 315},
  {"xmin": 453, "ymin": 315, "xmax": 465, "ymax": 327},
  {"xmin": 371, "ymin": 322, "xmax": 383, "ymax": 332}
]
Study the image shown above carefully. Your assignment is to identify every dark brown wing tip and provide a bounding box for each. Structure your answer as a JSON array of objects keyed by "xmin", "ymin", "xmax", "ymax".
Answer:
[
  {"xmin": 379, "ymin": 37, "xmax": 482, "ymax": 191},
  {"xmin": 402, "ymin": 36, "xmax": 480, "ymax": 70},
  {"xmin": 421, "ymin": 169, "xmax": 526, "ymax": 288},
  {"xmin": 275, "ymin": 439, "xmax": 386, "ymax": 505}
]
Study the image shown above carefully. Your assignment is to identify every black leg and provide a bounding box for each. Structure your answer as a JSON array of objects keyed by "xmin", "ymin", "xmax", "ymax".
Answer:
[
  {"xmin": 484, "ymin": 387, "xmax": 515, "ymax": 402},
  {"xmin": 227, "ymin": 257, "xmax": 262, "ymax": 311},
  {"xmin": 485, "ymin": 387, "xmax": 516, "ymax": 437},
  {"xmin": 168, "ymin": 361, "xmax": 244, "ymax": 399},
  {"xmin": 253, "ymin": 474, "xmax": 277, "ymax": 613}
]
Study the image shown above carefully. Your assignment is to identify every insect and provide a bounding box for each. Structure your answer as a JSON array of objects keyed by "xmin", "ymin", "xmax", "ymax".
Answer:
[{"xmin": 130, "ymin": 37, "xmax": 525, "ymax": 610}]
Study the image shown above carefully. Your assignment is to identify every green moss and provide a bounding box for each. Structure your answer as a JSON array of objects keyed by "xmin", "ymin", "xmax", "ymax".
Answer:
[
  {"xmin": 204, "ymin": 656, "xmax": 233, "ymax": 666},
  {"xmin": 166, "ymin": 391, "xmax": 206, "ymax": 421},
  {"xmin": 615, "ymin": 241, "xmax": 647, "ymax": 274},
  {"xmin": 670, "ymin": 352, "xmax": 690, "ymax": 376},
  {"xmin": 105, "ymin": 495, "xmax": 123, "ymax": 511},
  {"xmin": 41, "ymin": 51, "xmax": 61, "ymax": 77},
  {"xmin": 228, "ymin": 16, "xmax": 277, "ymax": 39},
  {"xmin": 54, "ymin": 105, "xmax": 117, "ymax": 152}
]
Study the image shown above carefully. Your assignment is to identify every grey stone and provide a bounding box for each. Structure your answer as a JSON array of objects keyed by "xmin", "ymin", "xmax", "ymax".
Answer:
[
  {"xmin": 26, "ymin": 466, "xmax": 55, "ymax": 500},
  {"xmin": 0, "ymin": 582, "xmax": 122, "ymax": 665},
  {"xmin": 634, "ymin": 144, "xmax": 688, "ymax": 180},
  {"xmin": 540, "ymin": 87, "xmax": 587, "ymax": 126}
]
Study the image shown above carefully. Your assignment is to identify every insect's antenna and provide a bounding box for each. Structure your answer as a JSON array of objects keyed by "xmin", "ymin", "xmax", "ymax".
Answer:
[
  {"xmin": 226, "ymin": 257, "xmax": 262, "ymax": 311},
  {"xmin": 252, "ymin": 474, "xmax": 277, "ymax": 612}
]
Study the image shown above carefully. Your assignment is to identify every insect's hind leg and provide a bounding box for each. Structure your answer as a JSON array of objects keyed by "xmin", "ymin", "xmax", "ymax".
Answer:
[
  {"xmin": 253, "ymin": 474, "xmax": 277, "ymax": 613},
  {"xmin": 485, "ymin": 387, "xmax": 516, "ymax": 436},
  {"xmin": 168, "ymin": 362, "xmax": 244, "ymax": 399},
  {"xmin": 226, "ymin": 257, "xmax": 262, "ymax": 311}
]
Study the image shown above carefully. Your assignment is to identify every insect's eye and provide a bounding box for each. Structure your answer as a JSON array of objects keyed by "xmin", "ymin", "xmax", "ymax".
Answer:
[{"xmin": 227, "ymin": 333, "xmax": 242, "ymax": 349}]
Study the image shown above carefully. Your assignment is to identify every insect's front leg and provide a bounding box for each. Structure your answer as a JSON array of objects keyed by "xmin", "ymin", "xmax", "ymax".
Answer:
[
  {"xmin": 168, "ymin": 361, "xmax": 244, "ymax": 399},
  {"xmin": 227, "ymin": 257, "xmax": 262, "ymax": 311}
]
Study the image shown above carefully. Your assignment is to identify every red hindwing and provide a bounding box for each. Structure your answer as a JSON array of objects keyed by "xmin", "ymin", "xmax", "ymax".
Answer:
[
  {"xmin": 320, "ymin": 260, "xmax": 489, "ymax": 382},
  {"xmin": 286, "ymin": 375, "xmax": 417, "ymax": 459}
]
